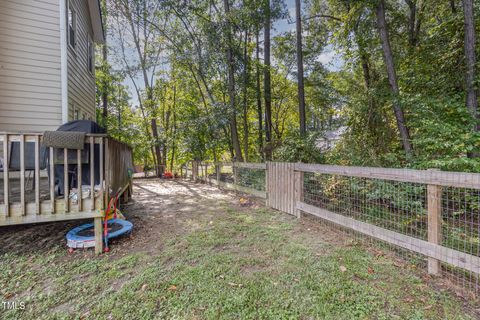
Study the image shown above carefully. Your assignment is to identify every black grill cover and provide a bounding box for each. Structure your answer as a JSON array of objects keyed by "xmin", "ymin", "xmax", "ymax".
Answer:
[{"xmin": 57, "ymin": 120, "xmax": 106, "ymax": 134}]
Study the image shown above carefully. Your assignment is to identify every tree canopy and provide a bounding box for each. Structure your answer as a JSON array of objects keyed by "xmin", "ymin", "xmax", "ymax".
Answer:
[{"xmin": 97, "ymin": 0, "xmax": 480, "ymax": 173}]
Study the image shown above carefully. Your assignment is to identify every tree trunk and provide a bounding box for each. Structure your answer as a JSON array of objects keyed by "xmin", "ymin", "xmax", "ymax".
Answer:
[
  {"xmin": 242, "ymin": 30, "xmax": 249, "ymax": 162},
  {"xmin": 405, "ymin": 0, "xmax": 417, "ymax": 46},
  {"xmin": 170, "ymin": 85, "xmax": 176, "ymax": 172},
  {"xmin": 264, "ymin": 0, "xmax": 273, "ymax": 160},
  {"xmin": 360, "ymin": 53, "xmax": 371, "ymax": 89},
  {"xmin": 163, "ymin": 107, "xmax": 170, "ymax": 169},
  {"xmin": 405, "ymin": 0, "xmax": 424, "ymax": 47},
  {"xmin": 151, "ymin": 118, "xmax": 163, "ymax": 175},
  {"xmin": 462, "ymin": 0, "xmax": 479, "ymax": 133},
  {"xmin": 255, "ymin": 31, "xmax": 264, "ymax": 160},
  {"xmin": 224, "ymin": 0, "xmax": 244, "ymax": 162},
  {"xmin": 451, "ymin": 0, "xmax": 457, "ymax": 13},
  {"xmin": 376, "ymin": 0, "xmax": 413, "ymax": 157},
  {"xmin": 295, "ymin": 0, "xmax": 306, "ymax": 136}
]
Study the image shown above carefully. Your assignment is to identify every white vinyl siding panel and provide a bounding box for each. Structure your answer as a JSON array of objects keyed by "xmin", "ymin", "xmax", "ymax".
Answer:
[
  {"xmin": 67, "ymin": 0, "xmax": 96, "ymax": 121},
  {"xmin": 0, "ymin": 0, "xmax": 62, "ymax": 132}
]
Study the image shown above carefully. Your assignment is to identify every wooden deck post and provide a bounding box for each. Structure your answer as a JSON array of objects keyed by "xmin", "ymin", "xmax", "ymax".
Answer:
[
  {"xmin": 34, "ymin": 135, "xmax": 40, "ymax": 214},
  {"xmin": 49, "ymin": 147, "xmax": 55, "ymax": 213},
  {"xmin": 19, "ymin": 134, "xmax": 25, "ymax": 215},
  {"xmin": 3, "ymin": 134, "xmax": 9, "ymax": 216},
  {"xmin": 427, "ymin": 171, "xmax": 443, "ymax": 275},
  {"xmin": 94, "ymin": 216, "xmax": 103, "ymax": 254},
  {"xmin": 294, "ymin": 169, "xmax": 304, "ymax": 219},
  {"xmin": 102, "ymin": 137, "xmax": 109, "ymax": 210}
]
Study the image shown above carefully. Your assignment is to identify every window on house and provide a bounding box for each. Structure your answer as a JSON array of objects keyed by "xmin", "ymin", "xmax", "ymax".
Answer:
[
  {"xmin": 68, "ymin": 2, "xmax": 76, "ymax": 48},
  {"xmin": 73, "ymin": 105, "xmax": 79, "ymax": 120},
  {"xmin": 87, "ymin": 39, "xmax": 94, "ymax": 73}
]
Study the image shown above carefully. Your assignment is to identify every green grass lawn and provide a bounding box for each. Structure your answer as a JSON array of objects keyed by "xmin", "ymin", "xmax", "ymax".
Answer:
[{"xmin": 0, "ymin": 181, "xmax": 478, "ymax": 319}]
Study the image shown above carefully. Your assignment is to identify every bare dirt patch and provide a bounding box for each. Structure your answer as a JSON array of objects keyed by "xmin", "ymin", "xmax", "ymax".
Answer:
[
  {"xmin": 1, "ymin": 178, "xmax": 479, "ymax": 319},
  {"xmin": 0, "ymin": 178, "xmax": 251, "ymax": 259}
]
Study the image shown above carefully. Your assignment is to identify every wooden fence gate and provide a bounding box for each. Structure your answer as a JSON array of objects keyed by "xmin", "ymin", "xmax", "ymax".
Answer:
[{"xmin": 266, "ymin": 162, "xmax": 296, "ymax": 216}]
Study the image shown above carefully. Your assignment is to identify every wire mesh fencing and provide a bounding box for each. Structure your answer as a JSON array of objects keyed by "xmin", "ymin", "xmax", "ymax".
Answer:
[
  {"xmin": 236, "ymin": 167, "xmax": 266, "ymax": 192},
  {"xmin": 301, "ymin": 168, "xmax": 480, "ymax": 296},
  {"xmin": 218, "ymin": 163, "xmax": 234, "ymax": 184},
  {"xmin": 187, "ymin": 162, "xmax": 266, "ymax": 198},
  {"xmin": 184, "ymin": 161, "xmax": 480, "ymax": 296}
]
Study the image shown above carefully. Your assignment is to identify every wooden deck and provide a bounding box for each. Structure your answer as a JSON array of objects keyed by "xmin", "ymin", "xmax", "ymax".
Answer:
[
  {"xmin": 0, "ymin": 133, "xmax": 134, "ymax": 254},
  {"xmin": 0, "ymin": 176, "xmax": 50, "ymax": 203}
]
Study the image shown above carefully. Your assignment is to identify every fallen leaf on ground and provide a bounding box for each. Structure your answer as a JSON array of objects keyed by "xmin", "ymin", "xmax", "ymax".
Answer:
[
  {"xmin": 141, "ymin": 284, "xmax": 148, "ymax": 291},
  {"xmin": 339, "ymin": 265, "xmax": 347, "ymax": 272},
  {"xmin": 168, "ymin": 285, "xmax": 177, "ymax": 291}
]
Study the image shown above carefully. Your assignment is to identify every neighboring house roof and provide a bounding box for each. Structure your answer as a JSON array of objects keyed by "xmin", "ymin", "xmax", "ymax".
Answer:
[{"xmin": 88, "ymin": 0, "xmax": 105, "ymax": 44}]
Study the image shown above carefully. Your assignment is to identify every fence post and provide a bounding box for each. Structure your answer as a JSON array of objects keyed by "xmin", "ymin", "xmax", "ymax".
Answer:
[
  {"xmin": 427, "ymin": 170, "xmax": 442, "ymax": 275},
  {"xmin": 294, "ymin": 168, "xmax": 304, "ymax": 219},
  {"xmin": 265, "ymin": 162, "xmax": 269, "ymax": 207},
  {"xmin": 216, "ymin": 163, "xmax": 221, "ymax": 185},
  {"xmin": 193, "ymin": 161, "xmax": 198, "ymax": 182},
  {"xmin": 233, "ymin": 162, "xmax": 238, "ymax": 191},
  {"xmin": 205, "ymin": 163, "xmax": 209, "ymax": 184}
]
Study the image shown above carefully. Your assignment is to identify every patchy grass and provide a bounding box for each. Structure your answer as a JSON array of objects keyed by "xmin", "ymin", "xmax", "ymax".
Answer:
[{"xmin": 0, "ymin": 180, "xmax": 478, "ymax": 319}]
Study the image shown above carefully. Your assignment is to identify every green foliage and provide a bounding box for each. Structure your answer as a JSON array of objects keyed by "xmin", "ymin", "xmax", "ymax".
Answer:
[
  {"xmin": 99, "ymin": 0, "xmax": 480, "ymax": 172},
  {"xmin": 275, "ymin": 131, "xmax": 325, "ymax": 163},
  {"xmin": 406, "ymin": 94, "xmax": 480, "ymax": 172}
]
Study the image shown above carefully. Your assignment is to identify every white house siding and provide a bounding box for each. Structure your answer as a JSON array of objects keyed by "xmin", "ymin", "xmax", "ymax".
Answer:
[
  {"xmin": 0, "ymin": 0, "xmax": 62, "ymax": 132},
  {"xmin": 67, "ymin": 0, "xmax": 96, "ymax": 121}
]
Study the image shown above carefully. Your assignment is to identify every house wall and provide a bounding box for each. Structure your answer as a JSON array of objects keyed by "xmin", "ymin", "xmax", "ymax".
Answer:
[
  {"xmin": 0, "ymin": 0, "xmax": 63, "ymax": 132},
  {"xmin": 67, "ymin": 0, "xmax": 96, "ymax": 122}
]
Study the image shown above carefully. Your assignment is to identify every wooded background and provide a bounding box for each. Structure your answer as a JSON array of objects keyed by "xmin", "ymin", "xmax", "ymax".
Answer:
[{"xmin": 95, "ymin": 0, "xmax": 480, "ymax": 174}]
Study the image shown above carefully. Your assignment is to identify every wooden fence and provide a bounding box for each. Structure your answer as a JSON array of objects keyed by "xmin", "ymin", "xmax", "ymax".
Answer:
[
  {"xmin": 185, "ymin": 161, "xmax": 480, "ymax": 293},
  {"xmin": 0, "ymin": 133, "xmax": 134, "ymax": 254},
  {"xmin": 184, "ymin": 161, "xmax": 267, "ymax": 199}
]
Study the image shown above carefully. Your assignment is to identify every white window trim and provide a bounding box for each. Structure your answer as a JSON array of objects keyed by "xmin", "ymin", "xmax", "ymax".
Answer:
[
  {"xmin": 73, "ymin": 104, "xmax": 80, "ymax": 120},
  {"xmin": 87, "ymin": 37, "xmax": 94, "ymax": 74},
  {"xmin": 67, "ymin": 0, "xmax": 77, "ymax": 50}
]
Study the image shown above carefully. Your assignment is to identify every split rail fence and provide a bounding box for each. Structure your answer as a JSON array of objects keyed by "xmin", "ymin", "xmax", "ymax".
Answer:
[{"xmin": 183, "ymin": 161, "xmax": 480, "ymax": 294}]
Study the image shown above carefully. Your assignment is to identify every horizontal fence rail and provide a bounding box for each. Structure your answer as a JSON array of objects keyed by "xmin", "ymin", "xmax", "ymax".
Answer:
[
  {"xmin": 295, "ymin": 163, "xmax": 480, "ymax": 189},
  {"xmin": 183, "ymin": 161, "xmax": 267, "ymax": 199},
  {"xmin": 297, "ymin": 163, "xmax": 480, "ymax": 294},
  {"xmin": 189, "ymin": 161, "xmax": 480, "ymax": 295}
]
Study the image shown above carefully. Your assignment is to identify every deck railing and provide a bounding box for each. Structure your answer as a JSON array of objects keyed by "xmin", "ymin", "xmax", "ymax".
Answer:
[
  {"xmin": 0, "ymin": 133, "xmax": 133, "ymax": 230},
  {"xmin": 186, "ymin": 161, "xmax": 480, "ymax": 295}
]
